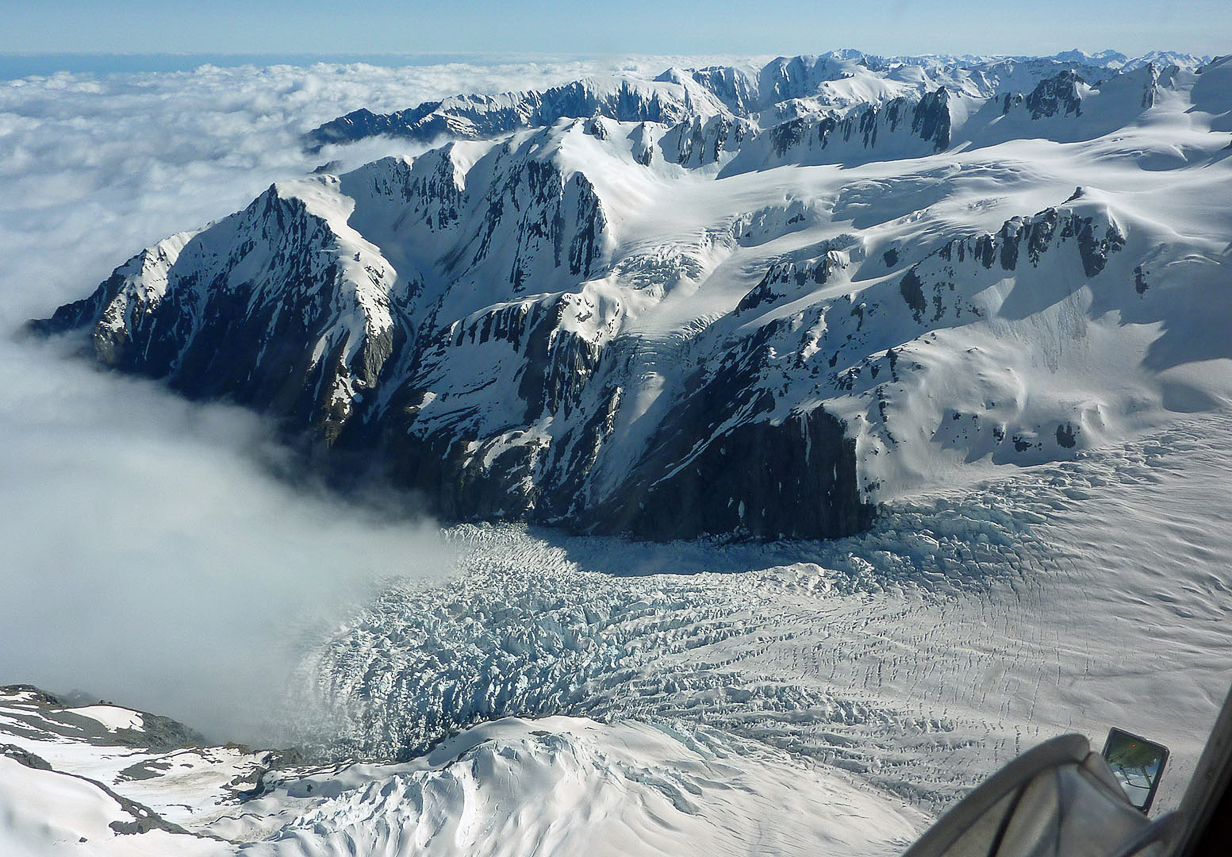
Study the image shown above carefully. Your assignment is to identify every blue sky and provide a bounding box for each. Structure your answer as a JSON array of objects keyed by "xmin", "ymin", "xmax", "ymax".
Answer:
[{"xmin": 0, "ymin": 0, "xmax": 1224, "ymax": 60}]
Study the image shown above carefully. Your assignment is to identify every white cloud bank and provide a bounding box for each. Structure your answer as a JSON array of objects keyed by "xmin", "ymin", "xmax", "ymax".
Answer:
[{"xmin": 0, "ymin": 336, "xmax": 455, "ymax": 742}]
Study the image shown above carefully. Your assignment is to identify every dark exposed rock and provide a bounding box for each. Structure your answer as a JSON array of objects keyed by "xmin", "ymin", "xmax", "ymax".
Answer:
[
  {"xmin": 1138, "ymin": 62, "xmax": 1161, "ymax": 108},
  {"xmin": 31, "ymin": 98, "xmax": 888, "ymax": 545},
  {"xmin": 65, "ymin": 188, "xmax": 392, "ymax": 445},
  {"xmin": 900, "ymin": 269, "xmax": 927, "ymax": 321},
  {"xmin": 1024, "ymin": 70, "xmax": 1085, "ymax": 119},
  {"xmin": 740, "ymin": 85, "xmax": 953, "ymax": 174},
  {"xmin": 588, "ymin": 325, "xmax": 872, "ymax": 540},
  {"xmin": 36, "ymin": 56, "xmax": 1161, "ymax": 545},
  {"xmin": 662, "ymin": 114, "xmax": 753, "ymax": 167},
  {"xmin": 103, "ymin": 785, "xmax": 201, "ymax": 837},
  {"xmin": 928, "ymin": 206, "xmax": 1124, "ymax": 280},
  {"xmin": 769, "ymin": 117, "xmax": 810, "ymax": 157},
  {"xmin": 737, "ymin": 253, "xmax": 839, "ymax": 314},
  {"xmin": 306, "ymin": 79, "xmax": 695, "ymax": 153},
  {"xmin": 1135, "ymin": 265, "xmax": 1149, "ymax": 294},
  {"xmin": 754, "ymin": 52, "xmax": 890, "ymax": 108},
  {"xmin": 25, "ymin": 272, "xmax": 123, "ymax": 338},
  {"xmin": 514, "ymin": 300, "xmax": 604, "ymax": 422},
  {"xmin": 911, "ymin": 88, "xmax": 952, "ymax": 150},
  {"xmin": 1, "ymin": 685, "xmax": 205, "ymax": 752},
  {"xmin": 0, "ymin": 685, "xmax": 63, "ymax": 706},
  {"xmin": 659, "ymin": 65, "xmax": 758, "ymax": 114},
  {"xmin": 1073, "ymin": 215, "xmax": 1126, "ymax": 277},
  {"xmin": 117, "ymin": 711, "xmax": 206, "ymax": 752},
  {"xmin": 302, "ymin": 52, "xmax": 1188, "ymax": 176},
  {"xmin": 1056, "ymin": 423, "xmax": 1078, "ymax": 448},
  {"xmin": 737, "ymin": 272, "xmax": 784, "ymax": 314},
  {"xmin": 584, "ymin": 116, "xmax": 609, "ymax": 139},
  {"xmin": 373, "ymin": 322, "xmax": 873, "ymax": 542},
  {"xmin": 629, "ymin": 122, "xmax": 657, "ymax": 166},
  {"xmin": 600, "ymin": 405, "xmax": 870, "ymax": 541},
  {"xmin": 2, "ymin": 743, "xmax": 53, "ymax": 770},
  {"xmin": 0, "ymin": 689, "xmax": 213, "ymax": 841},
  {"xmin": 308, "ymin": 103, "xmax": 442, "ymax": 152}
]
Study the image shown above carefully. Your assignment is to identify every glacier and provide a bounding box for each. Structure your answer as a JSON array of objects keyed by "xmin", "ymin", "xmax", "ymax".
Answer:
[{"xmin": 4, "ymin": 414, "xmax": 1232, "ymax": 855}]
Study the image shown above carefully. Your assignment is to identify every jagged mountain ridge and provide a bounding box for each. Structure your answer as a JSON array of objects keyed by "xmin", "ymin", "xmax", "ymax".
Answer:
[
  {"xmin": 306, "ymin": 50, "xmax": 1207, "ymax": 158},
  {"xmin": 32, "ymin": 53, "xmax": 1232, "ymax": 540}
]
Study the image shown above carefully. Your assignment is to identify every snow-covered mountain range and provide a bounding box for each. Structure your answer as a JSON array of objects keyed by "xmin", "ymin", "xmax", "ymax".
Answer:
[{"xmin": 32, "ymin": 49, "xmax": 1232, "ymax": 540}]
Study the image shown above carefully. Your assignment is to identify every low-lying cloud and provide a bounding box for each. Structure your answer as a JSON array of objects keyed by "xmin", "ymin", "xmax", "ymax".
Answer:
[
  {"xmin": 0, "ymin": 335, "xmax": 458, "ymax": 742},
  {"xmin": 0, "ymin": 57, "xmax": 749, "ymax": 743}
]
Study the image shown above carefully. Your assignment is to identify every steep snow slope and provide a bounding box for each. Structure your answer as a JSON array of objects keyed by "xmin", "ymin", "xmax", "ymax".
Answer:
[{"xmin": 0, "ymin": 688, "xmax": 925, "ymax": 856}]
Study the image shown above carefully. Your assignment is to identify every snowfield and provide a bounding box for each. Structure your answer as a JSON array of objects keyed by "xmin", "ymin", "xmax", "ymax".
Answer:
[{"xmin": 2, "ymin": 49, "xmax": 1232, "ymax": 856}]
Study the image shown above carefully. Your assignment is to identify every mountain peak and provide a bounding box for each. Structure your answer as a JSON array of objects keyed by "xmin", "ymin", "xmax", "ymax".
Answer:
[{"xmin": 32, "ymin": 50, "xmax": 1232, "ymax": 539}]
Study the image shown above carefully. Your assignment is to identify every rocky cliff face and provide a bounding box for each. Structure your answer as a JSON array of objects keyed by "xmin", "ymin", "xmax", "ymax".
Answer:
[
  {"xmin": 33, "ymin": 182, "xmax": 401, "ymax": 443},
  {"xmin": 1023, "ymin": 70, "xmax": 1086, "ymax": 119},
  {"xmin": 32, "ymin": 51, "xmax": 1231, "ymax": 539},
  {"xmin": 34, "ymin": 113, "xmax": 875, "ymax": 541}
]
